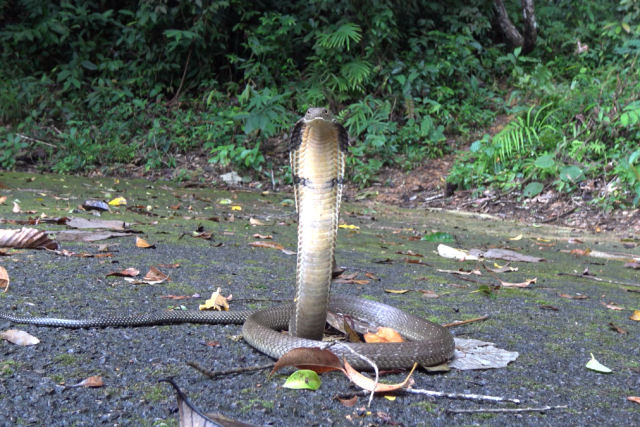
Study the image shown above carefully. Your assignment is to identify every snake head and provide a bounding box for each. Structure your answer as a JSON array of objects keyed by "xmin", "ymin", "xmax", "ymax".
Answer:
[{"xmin": 303, "ymin": 107, "xmax": 334, "ymax": 123}]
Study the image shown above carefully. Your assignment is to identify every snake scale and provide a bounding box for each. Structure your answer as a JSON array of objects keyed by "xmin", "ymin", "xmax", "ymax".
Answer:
[{"xmin": 0, "ymin": 108, "xmax": 454, "ymax": 370}]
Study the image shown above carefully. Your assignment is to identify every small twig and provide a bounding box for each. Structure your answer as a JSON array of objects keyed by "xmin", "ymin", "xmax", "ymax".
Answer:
[
  {"xmin": 187, "ymin": 361, "xmax": 273, "ymax": 379},
  {"xmin": 16, "ymin": 133, "xmax": 57, "ymax": 148},
  {"xmin": 168, "ymin": 46, "xmax": 193, "ymax": 105},
  {"xmin": 405, "ymin": 388, "xmax": 521, "ymax": 404},
  {"xmin": 339, "ymin": 344, "xmax": 379, "ymax": 407},
  {"xmin": 442, "ymin": 315, "xmax": 489, "ymax": 328},
  {"xmin": 336, "ymin": 388, "xmax": 521, "ymax": 404},
  {"xmin": 423, "ymin": 193, "xmax": 444, "ymax": 203},
  {"xmin": 557, "ymin": 272, "xmax": 640, "ymax": 288},
  {"xmin": 447, "ymin": 404, "xmax": 568, "ymax": 414}
]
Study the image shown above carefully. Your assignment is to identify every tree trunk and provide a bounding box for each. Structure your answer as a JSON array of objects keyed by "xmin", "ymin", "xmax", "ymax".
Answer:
[{"xmin": 493, "ymin": 0, "xmax": 537, "ymax": 54}]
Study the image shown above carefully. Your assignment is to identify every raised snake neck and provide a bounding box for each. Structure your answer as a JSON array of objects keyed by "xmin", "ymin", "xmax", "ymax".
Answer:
[{"xmin": 0, "ymin": 108, "xmax": 454, "ymax": 370}]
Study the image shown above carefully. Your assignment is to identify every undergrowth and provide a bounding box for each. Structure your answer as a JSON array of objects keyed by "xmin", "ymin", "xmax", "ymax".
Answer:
[{"xmin": 0, "ymin": 0, "xmax": 639, "ymax": 207}]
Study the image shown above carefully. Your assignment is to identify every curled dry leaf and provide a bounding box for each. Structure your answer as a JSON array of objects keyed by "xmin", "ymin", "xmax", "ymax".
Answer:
[
  {"xmin": 628, "ymin": 396, "xmax": 640, "ymax": 405},
  {"xmin": 558, "ymin": 293, "xmax": 588, "ymax": 300},
  {"xmin": 343, "ymin": 360, "xmax": 417, "ymax": 393},
  {"xmin": 248, "ymin": 240, "xmax": 295, "ymax": 255},
  {"xmin": 602, "ymin": 302, "xmax": 624, "ymax": 311},
  {"xmin": 108, "ymin": 196, "xmax": 127, "ymax": 206},
  {"xmin": 0, "ymin": 227, "xmax": 59, "ymax": 249},
  {"xmin": 629, "ymin": 310, "xmax": 640, "ymax": 321},
  {"xmin": 0, "ymin": 329, "xmax": 40, "ymax": 346},
  {"xmin": 70, "ymin": 375, "xmax": 104, "ymax": 388},
  {"xmin": 106, "ymin": 267, "xmax": 140, "ymax": 278},
  {"xmin": 252, "ymin": 233, "xmax": 272, "ymax": 240},
  {"xmin": 141, "ymin": 266, "xmax": 169, "ymax": 284},
  {"xmin": 271, "ymin": 347, "xmax": 343, "ymax": 376},
  {"xmin": 337, "ymin": 395, "xmax": 358, "ymax": 407},
  {"xmin": 135, "ymin": 236, "xmax": 155, "ymax": 248},
  {"xmin": 608, "ymin": 322, "xmax": 627, "ymax": 334},
  {"xmin": 499, "ymin": 277, "xmax": 536, "ymax": 288},
  {"xmin": 0, "ymin": 196, "xmax": 7, "ymax": 204},
  {"xmin": 363, "ymin": 327, "xmax": 404, "ymax": 344},
  {"xmin": 586, "ymin": 353, "xmax": 612, "ymax": 373},
  {"xmin": 199, "ymin": 287, "xmax": 230, "ymax": 311},
  {"xmin": 0, "ymin": 266, "xmax": 9, "ymax": 292}
]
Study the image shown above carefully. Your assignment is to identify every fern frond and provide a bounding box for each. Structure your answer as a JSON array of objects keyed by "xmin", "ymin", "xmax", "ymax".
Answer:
[
  {"xmin": 316, "ymin": 23, "xmax": 362, "ymax": 51},
  {"xmin": 340, "ymin": 60, "xmax": 372, "ymax": 90}
]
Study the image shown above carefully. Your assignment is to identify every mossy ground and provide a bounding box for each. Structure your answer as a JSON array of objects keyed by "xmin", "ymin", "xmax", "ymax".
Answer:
[{"xmin": 0, "ymin": 171, "xmax": 639, "ymax": 425}]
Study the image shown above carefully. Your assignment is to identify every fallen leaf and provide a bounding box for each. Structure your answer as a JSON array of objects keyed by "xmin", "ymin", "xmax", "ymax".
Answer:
[
  {"xmin": 499, "ymin": 277, "xmax": 537, "ymax": 288},
  {"xmin": 343, "ymin": 360, "xmax": 416, "ymax": 393},
  {"xmin": 0, "ymin": 266, "xmax": 9, "ymax": 292},
  {"xmin": 586, "ymin": 353, "xmax": 612, "ymax": 373},
  {"xmin": 570, "ymin": 248, "xmax": 591, "ymax": 256},
  {"xmin": 364, "ymin": 272, "xmax": 378, "ymax": 280},
  {"xmin": 192, "ymin": 231, "xmax": 213, "ymax": 240},
  {"xmin": 0, "ymin": 227, "xmax": 59, "ymax": 249},
  {"xmin": 336, "ymin": 395, "xmax": 358, "ymax": 407},
  {"xmin": 484, "ymin": 263, "xmax": 518, "ymax": 273},
  {"xmin": 199, "ymin": 288, "xmax": 230, "ymax": 311},
  {"xmin": 396, "ymin": 250, "xmax": 423, "ymax": 257},
  {"xmin": 338, "ymin": 224, "xmax": 360, "ymax": 230},
  {"xmin": 248, "ymin": 240, "xmax": 295, "ymax": 255},
  {"xmin": 252, "ymin": 233, "xmax": 272, "ymax": 240},
  {"xmin": 421, "ymin": 231, "xmax": 455, "ymax": 243},
  {"xmin": 108, "ymin": 196, "xmax": 127, "ymax": 206},
  {"xmin": 160, "ymin": 378, "xmax": 257, "ymax": 427},
  {"xmin": 135, "ymin": 236, "xmax": 155, "ymax": 248},
  {"xmin": 12, "ymin": 201, "xmax": 21, "ymax": 213},
  {"xmin": 231, "ymin": 205, "xmax": 242, "ymax": 211},
  {"xmin": 437, "ymin": 244, "xmax": 478, "ymax": 261},
  {"xmin": 539, "ymin": 305, "xmax": 559, "ymax": 311},
  {"xmin": 53, "ymin": 230, "xmax": 130, "ymax": 242},
  {"xmin": 437, "ymin": 268, "xmax": 482, "ymax": 276},
  {"xmin": 0, "ymin": 196, "xmax": 7, "ymax": 204},
  {"xmin": 0, "ymin": 329, "xmax": 40, "ymax": 346},
  {"xmin": 630, "ymin": 310, "xmax": 640, "ymax": 321},
  {"xmin": 218, "ymin": 198, "xmax": 232, "ymax": 205},
  {"xmin": 418, "ymin": 289, "xmax": 439, "ymax": 298},
  {"xmin": 271, "ymin": 348, "xmax": 343, "ymax": 375},
  {"xmin": 558, "ymin": 293, "xmax": 588, "ymax": 300},
  {"xmin": 363, "ymin": 327, "xmax": 404, "ymax": 343},
  {"xmin": 449, "ymin": 338, "xmax": 519, "ymax": 370},
  {"xmin": 384, "ymin": 289, "xmax": 409, "ymax": 294},
  {"xmin": 106, "ymin": 267, "xmax": 140, "ymax": 277},
  {"xmin": 628, "ymin": 396, "xmax": 640, "ymax": 405},
  {"xmin": 64, "ymin": 217, "xmax": 127, "ymax": 231},
  {"xmin": 70, "ymin": 375, "xmax": 104, "ymax": 388},
  {"xmin": 624, "ymin": 262, "xmax": 640, "ymax": 269},
  {"xmin": 476, "ymin": 248, "xmax": 545, "ymax": 263},
  {"xmin": 602, "ymin": 302, "xmax": 624, "ymax": 311},
  {"xmin": 157, "ymin": 263, "xmax": 180, "ymax": 269},
  {"xmin": 160, "ymin": 294, "xmax": 191, "ymax": 300},
  {"xmin": 509, "ymin": 234, "xmax": 523, "ymax": 241},
  {"xmin": 249, "ymin": 217, "xmax": 265, "ymax": 226},
  {"xmin": 608, "ymin": 322, "xmax": 627, "ymax": 334},
  {"xmin": 141, "ymin": 266, "xmax": 169, "ymax": 284},
  {"xmin": 283, "ymin": 369, "xmax": 321, "ymax": 390}
]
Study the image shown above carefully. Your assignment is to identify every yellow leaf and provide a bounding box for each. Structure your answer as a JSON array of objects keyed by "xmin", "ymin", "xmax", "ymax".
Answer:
[
  {"xmin": 0, "ymin": 266, "xmax": 9, "ymax": 292},
  {"xmin": 108, "ymin": 196, "xmax": 127, "ymax": 206},
  {"xmin": 383, "ymin": 395, "xmax": 396, "ymax": 401},
  {"xmin": 231, "ymin": 205, "xmax": 242, "ymax": 211},
  {"xmin": 630, "ymin": 310, "xmax": 640, "ymax": 321},
  {"xmin": 135, "ymin": 237, "xmax": 155, "ymax": 248},
  {"xmin": 363, "ymin": 327, "xmax": 404, "ymax": 343},
  {"xmin": 622, "ymin": 22, "xmax": 631, "ymax": 33},
  {"xmin": 338, "ymin": 224, "xmax": 360, "ymax": 230},
  {"xmin": 384, "ymin": 289, "xmax": 409, "ymax": 294},
  {"xmin": 509, "ymin": 234, "xmax": 523, "ymax": 241},
  {"xmin": 199, "ymin": 287, "xmax": 230, "ymax": 311}
]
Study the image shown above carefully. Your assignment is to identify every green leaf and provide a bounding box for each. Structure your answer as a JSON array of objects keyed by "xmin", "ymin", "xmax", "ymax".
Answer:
[
  {"xmin": 585, "ymin": 353, "xmax": 612, "ymax": 373},
  {"xmin": 559, "ymin": 165, "xmax": 584, "ymax": 183},
  {"xmin": 534, "ymin": 154, "xmax": 555, "ymax": 169},
  {"xmin": 421, "ymin": 232, "xmax": 455, "ymax": 243},
  {"xmin": 282, "ymin": 369, "xmax": 321, "ymax": 390},
  {"xmin": 523, "ymin": 182, "xmax": 543, "ymax": 198}
]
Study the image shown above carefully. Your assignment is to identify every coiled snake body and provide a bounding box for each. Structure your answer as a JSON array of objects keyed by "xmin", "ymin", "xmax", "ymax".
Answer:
[{"xmin": 0, "ymin": 108, "xmax": 454, "ymax": 369}]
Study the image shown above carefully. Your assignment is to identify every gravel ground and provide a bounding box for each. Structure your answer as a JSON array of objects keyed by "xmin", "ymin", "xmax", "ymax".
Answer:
[{"xmin": 1, "ymin": 172, "xmax": 639, "ymax": 426}]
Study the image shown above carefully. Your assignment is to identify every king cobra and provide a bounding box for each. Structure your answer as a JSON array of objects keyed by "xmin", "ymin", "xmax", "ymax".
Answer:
[{"xmin": 0, "ymin": 108, "xmax": 454, "ymax": 369}]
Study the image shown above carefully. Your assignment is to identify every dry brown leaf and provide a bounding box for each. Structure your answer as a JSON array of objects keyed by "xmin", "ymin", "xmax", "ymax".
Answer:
[
  {"xmin": 602, "ymin": 302, "xmax": 624, "ymax": 311},
  {"xmin": 70, "ymin": 375, "xmax": 104, "ymax": 388},
  {"xmin": 628, "ymin": 396, "xmax": 640, "ymax": 405},
  {"xmin": 192, "ymin": 231, "xmax": 213, "ymax": 240},
  {"xmin": 0, "ymin": 196, "xmax": 7, "ymax": 204},
  {"xmin": 437, "ymin": 268, "xmax": 482, "ymax": 276},
  {"xmin": 106, "ymin": 267, "xmax": 140, "ymax": 278},
  {"xmin": 363, "ymin": 327, "xmax": 404, "ymax": 343},
  {"xmin": 271, "ymin": 348, "xmax": 343, "ymax": 376},
  {"xmin": 418, "ymin": 289, "xmax": 439, "ymax": 298},
  {"xmin": 570, "ymin": 248, "xmax": 591, "ymax": 256},
  {"xmin": 135, "ymin": 236, "xmax": 155, "ymax": 248},
  {"xmin": 396, "ymin": 250, "xmax": 423, "ymax": 257},
  {"xmin": 0, "ymin": 329, "xmax": 40, "ymax": 346},
  {"xmin": 629, "ymin": 310, "xmax": 640, "ymax": 321},
  {"xmin": 0, "ymin": 227, "xmax": 59, "ymax": 249},
  {"xmin": 252, "ymin": 233, "xmax": 273, "ymax": 239},
  {"xmin": 160, "ymin": 294, "xmax": 191, "ymax": 300},
  {"xmin": 608, "ymin": 322, "xmax": 627, "ymax": 334},
  {"xmin": 199, "ymin": 287, "xmax": 230, "ymax": 311},
  {"xmin": 364, "ymin": 272, "xmax": 378, "ymax": 280},
  {"xmin": 248, "ymin": 240, "xmax": 295, "ymax": 255},
  {"xmin": 157, "ymin": 263, "xmax": 180, "ymax": 269},
  {"xmin": 141, "ymin": 266, "xmax": 169, "ymax": 284},
  {"xmin": 558, "ymin": 293, "xmax": 588, "ymax": 300},
  {"xmin": 499, "ymin": 277, "xmax": 536, "ymax": 288},
  {"xmin": 0, "ymin": 266, "xmax": 9, "ymax": 292},
  {"xmin": 343, "ymin": 359, "xmax": 416, "ymax": 393},
  {"xmin": 336, "ymin": 395, "xmax": 358, "ymax": 407}
]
